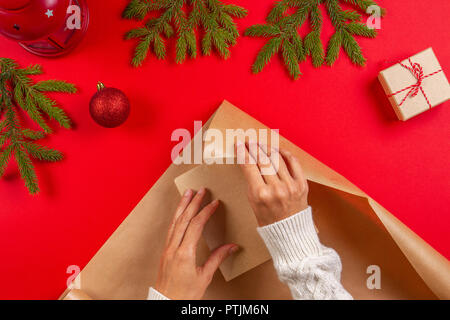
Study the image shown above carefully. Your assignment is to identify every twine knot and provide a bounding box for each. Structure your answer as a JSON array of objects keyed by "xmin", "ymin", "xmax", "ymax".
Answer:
[{"xmin": 405, "ymin": 60, "xmax": 424, "ymax": 97}]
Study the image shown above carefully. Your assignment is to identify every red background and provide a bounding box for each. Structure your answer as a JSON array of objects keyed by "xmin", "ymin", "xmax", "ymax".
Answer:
[{"xmin": 0, "ymin": 1, "xmax": 449, "ymax": 299}]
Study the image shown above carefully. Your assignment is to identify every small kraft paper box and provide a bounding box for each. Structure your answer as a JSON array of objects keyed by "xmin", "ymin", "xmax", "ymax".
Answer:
[{"xmin": 378, "ymin": 48, "xmax": 450, "ymax": 121}]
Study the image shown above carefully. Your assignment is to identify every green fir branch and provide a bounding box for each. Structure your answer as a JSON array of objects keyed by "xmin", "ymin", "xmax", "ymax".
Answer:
[
  {"xmin": 185, "ymin": 30, "xmax": 197, "ymax": 59},
  {"xmin": 251, "ymin": 37, "xmax": 282, "ymax": 74},
  {"xmin": 22, "ymin": 92, "xmax": 53, "ymax": 134},
  {"xmin": 30, "ymin": 91, "xmax": 72, "ymax": 129},
  {"xmin": 14, "ymin": 145, "xmax": 39, "ymax": 194},
  {"xmin": 122, "ymin": 0, "xmax": 160, "ymax": 20},
  {"xmin": 125, "ymin": 27, "xmax": 150, "ymax": 40},
  {"xmin": 341, "ymin": 29, "xmax": 365, "ymax": 66},
  {"xmin": 342, "ymin": 0, "xmax": 378, "ymax": 13},
  {"xmin": 0, "ymin": 58, "xmax": 75, "ymax": 194},
  {"xmin": 345, "ymin": 22, "xmax": 377, "ymax": 37},
  {"xmin": 0, "ymin": 144, "xmax": 14, "ymax": 178},
  {"xmin": 123, "ymin": 0, "xmax": 247, "ymax": 66},
  {"xmin": 246, "ymin": 0, "xmax": 384, "ymax": 79},
  {"xmin": 154, "ymin": 35, "xmax": 166, "ymax": 59},
  {"xmin": 281, "ymin": 39, "xmax": 301, "ymax": 79},
  {"xmin": 132, "ymin": 34, "xmax": 153, "ymax": 67},
  {"xmin": 291, "ymin": 33, "xmax": 306, "ymax": 62},
  {"xmin": 266, "ymin": 1, "xmax": 288, "ymax": 24},
  {"xmin": 341, "ymin": 10, "xmax": 362, "ymax": 21},
  {"xmin": 222, "ymin": 4, "xmax": 247, "ymax": 18},
  {"xmin": 326, "ymin": 31, "xmax": 342, "ymax": 65},
  {"xmin": 245, "ymin": 25, "xmax": 281, "ymax": 37},
  {"xmin": 21, "ymin": 129, "xmax": 46, "ymax": 141},
  {"xmin": 22, "ymin": 142, "xmax": 63, "ymax": 162},
  {"xmin": 176, "ymin": 33, "xmax": 188, "ymax": 63},
  {"xmin": 22, "ymin": 64, "xmax": 43, "ymax": 75},
  {"xmin": 32, "ymin": 80, "xmax": 77, "ymax": 93}
]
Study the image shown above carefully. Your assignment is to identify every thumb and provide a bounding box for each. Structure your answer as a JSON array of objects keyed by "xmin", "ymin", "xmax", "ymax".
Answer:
[{"xmin": 202, "ymin": 244, "xmax": 239, "ymax": 279}]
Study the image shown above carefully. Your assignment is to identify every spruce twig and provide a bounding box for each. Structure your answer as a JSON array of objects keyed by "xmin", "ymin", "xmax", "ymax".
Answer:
[
  {"xmin": 123, "ymin": 0, "xmax": 248, "ymax": 66},
  {"xmin": 246, "ymin": 0, "xmax": 383, "ymax": 79},
  {"xmin": 0, "ymin": 58, "xmax": 76, "ymax": 194}
]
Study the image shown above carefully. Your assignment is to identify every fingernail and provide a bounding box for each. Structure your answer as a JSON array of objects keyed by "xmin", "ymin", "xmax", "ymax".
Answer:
[
  {"xmin": 184, "ymin": 189, "xmax": 192, "ymax": 197},
  {"xmin": 212, "ymin": 199, "xmax": 220, "ymax": 206},
  {"xmin": 229, "ymin": 245, "xmax": 240, "ymax": 254},
  {"xmin": 198, "ymin": 187, "xmax": 206, "ymax": 195}
]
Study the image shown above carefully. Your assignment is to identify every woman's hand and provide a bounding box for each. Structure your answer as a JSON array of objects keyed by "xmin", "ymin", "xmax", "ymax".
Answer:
[
  {"xmin": 155, "ymin": 188, "xmax": 239, "ymax": 300},
  {"xmin": 237, "ymin": 141, "xmax": 309, "ymax": 226}
]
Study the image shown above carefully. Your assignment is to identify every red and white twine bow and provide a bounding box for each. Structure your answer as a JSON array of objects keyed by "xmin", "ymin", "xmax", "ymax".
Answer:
[{"xmin": 388, "ymin": 58, "xmax": 442, "ymax": 108}]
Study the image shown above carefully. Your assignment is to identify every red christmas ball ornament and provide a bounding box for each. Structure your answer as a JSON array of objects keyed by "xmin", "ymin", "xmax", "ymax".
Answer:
[{"xmin": 89, "ymin": 82, "xmax": 130, "ymax": 128}]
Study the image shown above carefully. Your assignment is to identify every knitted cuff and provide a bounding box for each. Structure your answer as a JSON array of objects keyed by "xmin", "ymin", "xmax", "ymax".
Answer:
[
  {"xmin": 257, "ymin": 206, "xmax": 322, "ymax": 266},
  {"xmin": 147, "ymin": 287, "xmax": 170, "ymax": 300}
]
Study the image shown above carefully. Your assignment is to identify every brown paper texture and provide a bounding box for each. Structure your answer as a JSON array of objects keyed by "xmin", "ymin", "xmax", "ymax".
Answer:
[
  {"xmin": 61, "ymin": 289, "xmax": 93, "ymax": 300},
  {"xmin": 60, "ymin": 101, "xmax": 450, "ymax": 300},
  {"xmin": 378, "ymin": 47, "xmax": 450, "ymax": 121},
  {"xmin": 175, "ymin": 164, "xmax": 271, "ymax": 281}
]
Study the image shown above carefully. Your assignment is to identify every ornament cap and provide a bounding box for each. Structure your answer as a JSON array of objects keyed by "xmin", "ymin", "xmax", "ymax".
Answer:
[{"xmin": 97, "ymin": 81, "xmax": 105, "ymax": 91}]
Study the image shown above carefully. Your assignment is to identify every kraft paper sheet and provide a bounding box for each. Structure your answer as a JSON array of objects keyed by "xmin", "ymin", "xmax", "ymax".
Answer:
[{"xmin": 60, "ymin": 101, "xmax": 450, "ymax": 300}]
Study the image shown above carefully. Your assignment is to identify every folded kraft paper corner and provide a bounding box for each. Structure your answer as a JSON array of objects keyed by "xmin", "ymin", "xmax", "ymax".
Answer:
[{"xmin": 60, "ymin": 100, "xmax": 450, "ymax": 300}]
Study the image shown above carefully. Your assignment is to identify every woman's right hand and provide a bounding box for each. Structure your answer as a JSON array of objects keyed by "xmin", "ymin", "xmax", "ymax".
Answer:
[{"xmin": 237, "ymin": 141, "xmax": 309, "ymax": 226}]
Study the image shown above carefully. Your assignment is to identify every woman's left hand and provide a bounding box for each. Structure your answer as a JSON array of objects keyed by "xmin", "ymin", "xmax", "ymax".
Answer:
[{"xmin": 154, "ymin": 188, "xmax": 239, "ymax": 300}]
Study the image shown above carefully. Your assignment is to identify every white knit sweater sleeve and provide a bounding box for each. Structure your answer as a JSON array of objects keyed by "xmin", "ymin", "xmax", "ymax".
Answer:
[
  {"xmin": 147, "ymin": 287, "xmax": 170, "ymax": 300},
  {"xmin": 257, "ymin": 206, "xmax": 353, "ymax": 300}
]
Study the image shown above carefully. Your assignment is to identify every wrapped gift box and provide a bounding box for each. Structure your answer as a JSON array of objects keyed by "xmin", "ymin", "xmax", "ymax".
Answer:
[{"xmin": 379, "ymin": 48, "xmax": 450, "ymax": 121}]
